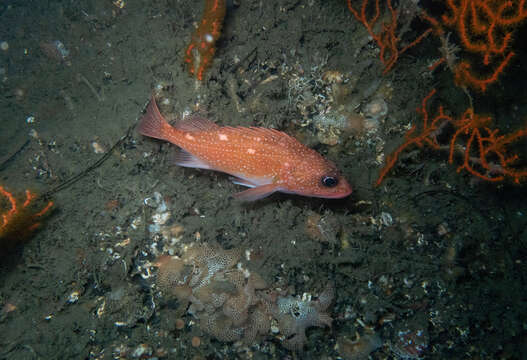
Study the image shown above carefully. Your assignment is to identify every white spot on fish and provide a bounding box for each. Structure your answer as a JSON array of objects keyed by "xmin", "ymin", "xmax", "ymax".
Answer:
[
  {"xmin": 185, "ymin": 134, "xmax": 195, "ymax": 141},
  {"xmin": 247, "ymin": 148, "xmax": 256, "ymax": 154},
  {"xmin": 218, "ymin": 133, "xmax": 228, "ymax": 141}
]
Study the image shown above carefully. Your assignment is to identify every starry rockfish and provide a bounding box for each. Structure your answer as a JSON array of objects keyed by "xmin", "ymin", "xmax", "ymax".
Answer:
[{"xmin": 137, "ymin": 97, "xmax": 352, "ymax": 201}]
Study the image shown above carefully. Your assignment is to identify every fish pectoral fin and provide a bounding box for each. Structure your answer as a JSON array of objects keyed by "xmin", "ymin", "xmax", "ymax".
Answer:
[
  {"xmin": 171, "ymin": 148, "xmax": 211, "ymax": 169},
  {"xmin": 229, "ymin": 176, "xmax": 257, "ymax": 188},
  {"xmin": 233, "ymin": 184, "xmax": 279, "ymax": 201}
]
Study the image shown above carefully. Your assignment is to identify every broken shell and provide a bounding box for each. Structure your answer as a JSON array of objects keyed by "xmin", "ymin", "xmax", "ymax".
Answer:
[
  {"xmin": 437, "ymin": 222, "xmax": 450, "ymax": 236},
  {"xmin": 270, "ymin": 319, "xmax": 280, "ymax": 334},
  {"xmin": 67, "ymin": 291, "xmax": 80, "ymax": 304},
  {"xmin": 91, "ymin": 141, "xmax": 105, "ymax": 154},
  {"xmin": 144, "ymin": 197, "xmax": 157, "ymax": 208},
  {"xmin": 144, "ymin": 192, "xmax": 164, "ymax": 208},
  {"xmin": 130, "ymin": 216, "xmax": 142, "ymax": 230},
  {"xmin": 380, "ymin": 212, "xmax": 393, "ymax": 226},
  {"xmin": 152, "ymin": 211, "xmax": 171, "ymax": 225},
  {"xmin": 96, "ymin": 298, "xmax": 106, "ymax": 317},
  {"xmin": 322, "ymin": 70, "xmax": 344, "ymax": 84},
  {"xmin": 115, "ymin": 238, "xmax": 131, "ymax": 247},
  {"xmin": 29, "ymin": 129, "xmax": 39, "ymax": 139},
  {"xmin": 131, "ymin": 344, "xmax": 152, "ymax": 358},
  {"xmin": 245, "ymin": 249, "xmax": 252, "ymax": 261},
  {"xmin": 2, "ymin": 303, "xmax": 17, "ymax": 314}
]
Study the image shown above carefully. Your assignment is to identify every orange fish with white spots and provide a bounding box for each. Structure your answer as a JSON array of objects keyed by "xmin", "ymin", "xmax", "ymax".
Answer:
[{"xmin": 137, "ymin": 97, "xmax": 352, "ymax": 201}]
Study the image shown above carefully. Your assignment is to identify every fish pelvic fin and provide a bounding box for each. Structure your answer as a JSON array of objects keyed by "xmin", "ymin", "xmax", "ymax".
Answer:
[
  {"xmin": 233, "ymin": 184, "xmax": 280, "ymax": 201},
  {"xmin": 171, "ymin": 148, "xmax": 212, "ymax": 169}
]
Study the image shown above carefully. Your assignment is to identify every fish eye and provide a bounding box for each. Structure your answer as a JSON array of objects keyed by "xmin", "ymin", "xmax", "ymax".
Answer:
[{"xmin": 321, "ymin": 176, "xmax": 338, "ymax": 188}]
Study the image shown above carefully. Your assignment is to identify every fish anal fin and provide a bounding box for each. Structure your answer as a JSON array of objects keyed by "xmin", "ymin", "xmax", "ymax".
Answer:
[
  {"xmin": 171, "ymin": 148, "xmax": 211, "ymax": 169},
  {"xmin": 233, "ymin": 184, "xmax": 279, "ymax": 201},
  {"xmin": 174, "ymin": 115, "xmax": 220, "ymax": 132}
]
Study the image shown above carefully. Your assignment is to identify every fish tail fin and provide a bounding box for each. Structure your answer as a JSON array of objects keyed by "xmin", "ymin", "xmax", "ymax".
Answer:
[{"xmin": 137, "ymin": 96, "xmax": 174, "ymax": 141}]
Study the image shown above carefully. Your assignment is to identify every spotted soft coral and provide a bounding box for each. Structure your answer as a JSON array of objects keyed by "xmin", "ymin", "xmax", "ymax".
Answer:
[
  {"xmin": 272, "ymin": 284, "xmax": 334, "ymax": 351},
  {"xmin": 184, "ymin": 243, "xmax": 241, "ymax": 289},
  {"xmin": 201, "ymin": 270, "xmax": 269, "ymax": 342},
  {"xmin": 154, "ymin": 243, "xmax": 334, "ymax": 352},
  {"xmin": 200, "ymin": 311, "xmax": 244, "ymax": 342},
  {"xmin": 155, "ymin": 243, "xmax": 267, "ymax": 341},
  {"xmin": 154, "ymin": 244, "xmax": 240, "ymax": 310}
]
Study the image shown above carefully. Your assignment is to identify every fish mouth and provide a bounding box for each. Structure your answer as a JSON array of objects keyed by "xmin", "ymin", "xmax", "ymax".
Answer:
[
  {"xmin": 283, "ymin": 184, "xmax": 352, "ymax": 199},
  {"xmin": 318, "ymin": 190, "xmax": 352, "ymax": 199},
  {"xmin": 317, "ymin": 182, "xmax": 353, "ymax": 199},
  {"xmin": 294, "ymin": 188, "xmax": 352, "ymax": 199}
]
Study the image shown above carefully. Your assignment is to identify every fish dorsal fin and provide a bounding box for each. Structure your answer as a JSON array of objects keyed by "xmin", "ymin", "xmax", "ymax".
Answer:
[
  {"xmin": 174, "ymin": 115, "xmax": 220, "ymax": 132},
  {"xmin": 222, "ymin": 126, "xmax": 303, "ymax": 148}
]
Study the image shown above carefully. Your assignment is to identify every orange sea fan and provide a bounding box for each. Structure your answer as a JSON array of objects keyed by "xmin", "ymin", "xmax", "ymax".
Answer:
[{"xmin": 0, "ymin": 185, "xmax": 53, "ymax": 254}]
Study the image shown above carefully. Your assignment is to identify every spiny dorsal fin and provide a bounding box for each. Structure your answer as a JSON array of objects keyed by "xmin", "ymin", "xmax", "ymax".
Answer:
[
  {"xmin": 174, "ymin": 115, "xmax": 220, "ymax": 132},
  {"xmin": 220, "ymin": 126, "xmax": 304, "ymax": 149}
]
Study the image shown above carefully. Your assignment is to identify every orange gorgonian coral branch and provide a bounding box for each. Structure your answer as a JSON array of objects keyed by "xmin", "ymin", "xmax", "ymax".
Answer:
[
  {"xmin": 431, "ymin": 0, "xmax": 527, "ymax": 91},
  {"xmin": 0, "ymin": 185, "xmax": 53, "ymax": 250},
  {"xmin": 376, "ymin": 90, "xmax": 527, "ymax": 185},
  {"xmin": 184, "ymin": 0, "xmax": 226, "ymax": 81},
  {"xmin": 346, "ymin": 0, "xmax": 432, "ymax": 74}
]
